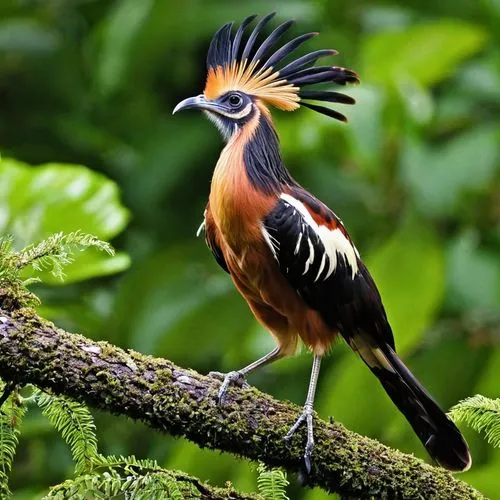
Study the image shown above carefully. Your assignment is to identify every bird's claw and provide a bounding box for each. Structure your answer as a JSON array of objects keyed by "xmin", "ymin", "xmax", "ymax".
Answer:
[
  {"xmin": 284, "ymin": 406, "xmax": 315, "ymax": 473},
  {"xmin": 211, "ymin": 370, "xmax": 249, "ymax": 404},
  {"xmin": 208, "ymin": 371, "xmax": 225, "ymax": 382}
]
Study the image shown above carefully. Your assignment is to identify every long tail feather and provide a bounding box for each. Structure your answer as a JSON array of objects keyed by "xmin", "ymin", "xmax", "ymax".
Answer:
[{"xmin": 353, "ymin": 338, "xmax": 472, "ymax": 472}]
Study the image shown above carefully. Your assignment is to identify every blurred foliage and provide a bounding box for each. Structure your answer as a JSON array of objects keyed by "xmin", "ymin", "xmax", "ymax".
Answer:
[{"xmin": 0, "ymin": 0, "xmax": 499, "ymax": 498}]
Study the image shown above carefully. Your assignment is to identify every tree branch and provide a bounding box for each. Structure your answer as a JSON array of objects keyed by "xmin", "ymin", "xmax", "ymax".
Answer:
[{"xmin": 0, "ymin": 300, "xmax": 483, "ymax": 499}]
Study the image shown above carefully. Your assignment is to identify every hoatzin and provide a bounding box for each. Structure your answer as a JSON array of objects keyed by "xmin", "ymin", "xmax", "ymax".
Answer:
[{"xmin": 173, "ymin": 13, "xmax": 471, "ymax": 473}]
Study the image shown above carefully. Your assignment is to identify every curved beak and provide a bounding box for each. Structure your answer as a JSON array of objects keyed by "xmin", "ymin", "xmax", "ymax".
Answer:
[{"xmin": 173, "ymin": 94, "xmax": 221, "ymax": 115}]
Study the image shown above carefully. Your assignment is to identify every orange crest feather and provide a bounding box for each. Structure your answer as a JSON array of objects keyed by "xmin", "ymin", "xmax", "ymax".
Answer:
[
  {"xmin": 204, "ymin": 60, "xmax": 300, "ymax": 111},
  {"xmin": 203, "ymin": 14, "xmax": 359, "ymax": 121}
]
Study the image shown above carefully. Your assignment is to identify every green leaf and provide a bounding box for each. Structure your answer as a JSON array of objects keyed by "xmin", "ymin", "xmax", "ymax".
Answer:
[
  {"xmin": 96, "ymin": 0, "xmax": 155, "ymax": 96},
  {"xmin": 0, "ymin": 390, "xmax": 27, "ymax": 497},
  {"xmin": 401, "ymin": 127, "xmax": 499, "ymax": 216},
  {"xmin": 365, "ymin": 218, "xmax": 444, "ymax": 353},
  {"xmin": 37, "ymin": 392, "xmax": 99, "ymax": 476},
  {"xmin": 0, "ymin": 19, "xmax": 59, "ymax": 55},
  {"xmin": 257, "ymin": 463, "xmax": 290, "ymax": 500},
  {"xmin": 449, "ymin": 395, "xmax": 500, "ymax": 448},
  {"xmin": 396, "ymin": 77, "xmax": 434, "ymax": 125},
  {"xmin": 0, "ymin": 158, "xmax": 130, "ymax": 283},
  {"xmin": 361, "ymin": 20, "xmax": 488, "ymax": 87},
  {"xmin": 446, "ymin": 231, "xmax": 500, "ymax": 310},
  {"xmin": 110, "ymin": 244, "xmax": 250, "ymax": 359},
  {"xmin": 343, "ymin": 85, "xmax": 385, "ymax": 174},
  {"xmin": 318, "ymin": 348, "xmax": 396, "ymax": 438}
]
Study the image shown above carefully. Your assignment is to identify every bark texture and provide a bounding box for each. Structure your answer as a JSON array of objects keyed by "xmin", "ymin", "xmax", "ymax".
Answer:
[{"xmin": 0, "ymin": 300, "xmax": 483, "ymax": 499}]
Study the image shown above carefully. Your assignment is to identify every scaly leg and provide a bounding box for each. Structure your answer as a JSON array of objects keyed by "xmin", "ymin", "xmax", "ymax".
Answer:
[
  {"xmin": 285, "ymin": 355, "xmax": 322, "ymax": 473},
  {"xmin": 211, "ymin": 346, "xmax": 282, "ymax": 404}
]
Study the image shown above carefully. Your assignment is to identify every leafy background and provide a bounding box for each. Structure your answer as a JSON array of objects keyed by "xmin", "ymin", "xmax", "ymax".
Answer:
[{"xmin": 1, "ymin": 0, "xmax": 499, "ymax": 497}]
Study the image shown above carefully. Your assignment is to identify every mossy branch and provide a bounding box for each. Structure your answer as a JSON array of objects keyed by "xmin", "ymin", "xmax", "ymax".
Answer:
[{"xmin": 0, "ymin": 298, "xmax": 483, "ymax": 499}]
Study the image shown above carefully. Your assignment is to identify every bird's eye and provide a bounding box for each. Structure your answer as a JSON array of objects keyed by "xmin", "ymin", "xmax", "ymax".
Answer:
[{"xmin": 228, "ymin": 94, "xmax": 243, "ymax": 108}]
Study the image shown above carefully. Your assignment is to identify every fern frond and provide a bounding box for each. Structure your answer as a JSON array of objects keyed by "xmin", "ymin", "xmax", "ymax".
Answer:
[
  {"xmin": 257, "ymin": 462, "xmax": 290, "ymax": 500},
  {"xmin": 0, "ymin": 387, "xmax": 27, "ymax": 497},
  {"xmin": 45, "ymin": 469, "xmax": 124, "ymax": 499},
  {"xmin": 8, "ymin": 231, "xmax": 114, "ymax": 280},
  {"xmin": 449, "ymin": 394, "xmax": 500, "ymax": 448},
  {"xmin": 0, "ymin": 231, "xmax": 115, "ymax": 308},
  {"xmin": 0, "ymin": 238, "xmax": 14, "ymax": 275},
  {"xmin": 45, "ymin": 468, "xmax": 195, "ymax": 499},
  {"xmin": 36, "ymin": 391, "xmax": 98, "ymax": 475},
  {"xmin": 92, "ymin": 453, "xmax": 163, "ymax": 473}
]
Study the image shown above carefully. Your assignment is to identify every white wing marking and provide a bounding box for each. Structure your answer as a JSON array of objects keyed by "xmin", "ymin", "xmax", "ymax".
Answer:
[
  {"xmin": 294, "ymin": 232, "xmax": 303, "ymax": 255},
  {"xmin": 261, "ymin": 225, "xmax": 279, "ymax": 261},
  {"xmin": 196, "ymin": 220, "xmax": 206, "ymax": 237},
  {"xmin": 314, "ymin": 253, "xmax": 327, "ymax": 283},
  {"xmin": 280, "ymin": 193, "xmax": 359, "ymax": 279},
  {"xmin": 303, "ymin": 237, "xmax": 315, "ymax": 275},
  {"xmin": 197, "ymin": 209, "xmax": 207, "ymax": 237}
]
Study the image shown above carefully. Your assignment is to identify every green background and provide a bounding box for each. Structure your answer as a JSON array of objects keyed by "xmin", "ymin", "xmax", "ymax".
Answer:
[{"xmin": 1, "ymin": 0, "xmax": 499, "ymax": 497}]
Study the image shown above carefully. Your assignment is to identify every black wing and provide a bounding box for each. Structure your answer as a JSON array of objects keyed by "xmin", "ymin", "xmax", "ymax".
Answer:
[
  {"xmin": 200, "ymin": 208, "xmax": 229, "ymax": 274},
  {"xmin": 262, "ymin": 191, "xmax": 394, "ymax": 348}
]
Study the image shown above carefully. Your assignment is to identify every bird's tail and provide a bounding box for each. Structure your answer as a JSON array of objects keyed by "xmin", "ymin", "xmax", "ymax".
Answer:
[{"xmin": 352, "ymin": 338, "xmax": 471, "ymax": 472}]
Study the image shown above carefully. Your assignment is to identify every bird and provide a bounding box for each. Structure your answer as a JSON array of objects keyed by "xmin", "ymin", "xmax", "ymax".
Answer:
[{"xmin": 173, "ymin": 12, "xmax": 471, "ymax": 474}]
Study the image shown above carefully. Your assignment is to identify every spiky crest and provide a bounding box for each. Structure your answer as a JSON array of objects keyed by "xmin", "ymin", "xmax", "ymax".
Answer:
[{"xmin": 204, "ymin": 13, "xmax": 359, "ymax": 120}]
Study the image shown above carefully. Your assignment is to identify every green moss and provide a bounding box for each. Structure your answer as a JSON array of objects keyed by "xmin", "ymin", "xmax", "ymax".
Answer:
[{"xmin": 0, "ymin": 304, "xmax": 484, "ymax": 499}]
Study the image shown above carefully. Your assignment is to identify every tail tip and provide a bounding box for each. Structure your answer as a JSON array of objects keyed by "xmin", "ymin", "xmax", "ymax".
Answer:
[
  {"xmin": 436, "ymin": 451, "xmax": 472, "ymax": 473},
  {"xmin": 426, "ymin": 434, "xmax": 472, "ymax": 472},
  {"xmin": 427, "ymin": 438, "xmax": 472, "ymax": 472}
]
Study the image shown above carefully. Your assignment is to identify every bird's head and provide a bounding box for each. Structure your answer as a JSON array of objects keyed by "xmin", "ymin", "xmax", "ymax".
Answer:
[{"xmin": 173, "ymin": 12, "xmax": 359, "ymax": 140}]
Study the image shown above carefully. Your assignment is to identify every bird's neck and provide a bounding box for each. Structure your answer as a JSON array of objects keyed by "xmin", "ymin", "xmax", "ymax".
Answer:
[
  {"xmin": 242, "ymin": 109, "xmax": 295, "ymax": 195},
  {"xmin": 209, "ymin": 107, "xmax": 294, "ymax": 241},
  {"xmin": 212, "ymin": 107, "xmax": 294, "ymax": 196}
]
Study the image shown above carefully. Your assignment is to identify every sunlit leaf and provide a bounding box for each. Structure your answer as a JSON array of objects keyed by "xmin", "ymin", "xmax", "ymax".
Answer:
[{"xmin": 0, "ymin": 158, "xmax": 130, "ymax": 283}]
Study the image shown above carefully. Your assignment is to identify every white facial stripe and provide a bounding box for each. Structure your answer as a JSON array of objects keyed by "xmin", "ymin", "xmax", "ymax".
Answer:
[
  {"xmin": 280, "ymin": 193, "xmax": 359, "ymax": 279},
  {"xmin": 216, "ymin": 103, "xmax": 253, "ymax": 119},
  {"xmin": 204, "ymin": 111, "xmax": 233, "ymax": 141}
]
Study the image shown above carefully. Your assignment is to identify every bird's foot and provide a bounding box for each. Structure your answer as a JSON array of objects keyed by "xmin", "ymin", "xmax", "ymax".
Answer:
[
  {"xmin": 208, "ymin": 370, "xmax": 250, "ymax": 404},
  {"xmin": 284, "ymin": 405, "xmax": 315, "ymax": 473}
]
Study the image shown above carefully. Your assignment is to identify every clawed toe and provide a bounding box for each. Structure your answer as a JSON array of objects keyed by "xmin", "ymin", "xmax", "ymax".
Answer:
[
  {"xmin": 215, "ymin": 371, "xmax": 249, "ymax": 404},
  {"xmin": 208, "ymin": 371, "xmax": 225, "ymax": 381},
  {"xmin": 285, "ymin": 406, "xmax": 315, "ymax": 473},
  {"xmin": 304, "ymin": 437, "xmax": 314, "ymax": 473}
]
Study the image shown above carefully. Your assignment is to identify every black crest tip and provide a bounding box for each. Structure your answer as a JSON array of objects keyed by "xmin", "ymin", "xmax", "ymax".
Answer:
[{"xmin": 204, "ymin": 13, "xmax": 359, "ymax": 120}]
